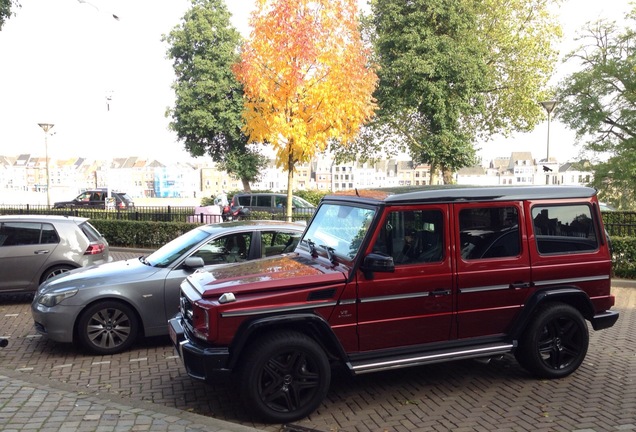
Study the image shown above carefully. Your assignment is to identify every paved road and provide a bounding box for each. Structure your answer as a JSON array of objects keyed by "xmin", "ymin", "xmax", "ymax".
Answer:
[{"xmin": 1, "ymin": 249, "xmax": 635, "ymax": 431}]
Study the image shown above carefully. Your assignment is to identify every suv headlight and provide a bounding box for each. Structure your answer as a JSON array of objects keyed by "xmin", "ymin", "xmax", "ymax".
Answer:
[{"xmin": 38, "ymin": 289, "xmax": 78, "ymax": 307}]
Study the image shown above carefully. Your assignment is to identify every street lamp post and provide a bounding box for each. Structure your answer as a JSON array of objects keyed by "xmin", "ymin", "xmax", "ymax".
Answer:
[
  {"xmin": 38, "ymin": 123, "xmax": 55, "ymax": 208},
  {"xmin": 540, "ymin": 100, "xmax": 558, "ymax": 161}
]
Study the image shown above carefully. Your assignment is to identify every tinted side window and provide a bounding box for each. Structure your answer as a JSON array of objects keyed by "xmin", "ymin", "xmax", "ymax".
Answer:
[
  {"xmin": 237, "ymin": 195, "xmax": 251, "ymax": 206},
  {"xmin": 532, "ymin": 205, "xmax": 598, "ymax": 254},
  {"xmin": 373, "ymin": 209, "xmax": 444, "ymax": 265},
  {"xmin": 192, "ymin": 233, "xmax": 251, "ymax": 265},
  {"xmin": 255, "ymin": 195, "xmax": 272, "ymax": 207},
  {"xmin": 459, "ymin": 207, "xmax": 520, "ymax": 260},
  {"xmin": 40, "ymin": 223, "xmax": 60, "ymax": 244},
  {"xmin": 0, "ymin": 222, "xmax": 42, "ymax": 246}
]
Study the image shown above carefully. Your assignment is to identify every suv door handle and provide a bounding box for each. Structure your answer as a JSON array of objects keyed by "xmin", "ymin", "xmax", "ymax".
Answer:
[
  {"xmin": 430, "ymin": 289, "xmax": 451, "ymax": 297},
  {"xmin": 34, "ymin": 250, "xmax": 50, "ymax": 255},
  {"xmin": 510, "ymin": 282, "xmax": 530, "ymax": 289}
]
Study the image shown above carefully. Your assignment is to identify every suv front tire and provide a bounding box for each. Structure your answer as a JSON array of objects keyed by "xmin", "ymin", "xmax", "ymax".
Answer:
[{"xmin": 238, "ymin": 331, "xmax": 331, "ymax": 423}]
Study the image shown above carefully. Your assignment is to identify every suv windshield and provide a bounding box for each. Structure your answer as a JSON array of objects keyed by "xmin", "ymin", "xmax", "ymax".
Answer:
[{"xmin": 301, "ymin": 203, "xmax": 375, "ymax": 260}]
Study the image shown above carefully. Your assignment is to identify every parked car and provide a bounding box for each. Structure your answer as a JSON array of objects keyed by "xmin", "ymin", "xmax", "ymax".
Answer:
[
  {"xmin": 53, "ymin": 189, "xmax": 134, "ymax": 210},
  {"xmin": 0, "ymin": 215, "xmax": 110, "ymax": 294},
  {"xmin": 169, "ymin": 185, "xmax": 619, "ymax": 423},
  {"xmin": 599, "ymin": 202, "xmax": 616, "ymax": 212},
  {"xmin": 31, "ymin": 220, "xmax": 305, "ymax": 355},
  {"xmin": 230, "ymin": 192, "xmax": 315, "ymax": 215}
]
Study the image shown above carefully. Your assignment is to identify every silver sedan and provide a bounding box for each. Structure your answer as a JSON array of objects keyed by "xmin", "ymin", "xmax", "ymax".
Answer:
[{"xmin": 32, "ymin": 220, "xmax": 304, "ymax": 355}]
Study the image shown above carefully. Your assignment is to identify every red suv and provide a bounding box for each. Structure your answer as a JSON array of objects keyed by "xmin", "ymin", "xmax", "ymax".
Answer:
[{"xmin": 169, "ymin": 186, "xmax": 619, "ymax": 423}]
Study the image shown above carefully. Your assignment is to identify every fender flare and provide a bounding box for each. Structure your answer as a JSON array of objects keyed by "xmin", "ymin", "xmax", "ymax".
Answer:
[
  {"xmin": 509, "ymin": 286, "xmax": 595, "ymax": 340},
  {"xmin": 227, "ymin": 313, "xmax": 348, "ymax": 369}
]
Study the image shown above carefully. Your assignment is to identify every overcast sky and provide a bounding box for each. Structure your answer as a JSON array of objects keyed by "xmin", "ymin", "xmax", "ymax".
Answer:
[{"xmin": 0, "ymin": 0, "xmax": 631, "ymax": 165}]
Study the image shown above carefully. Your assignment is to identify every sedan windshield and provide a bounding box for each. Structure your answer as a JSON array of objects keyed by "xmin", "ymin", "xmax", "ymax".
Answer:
[
  {"xmin": 145, "ymin": 227, "xmax": 211, "ymax": 267},
  {"xmin": 301, "ymin": 203, "xmax": 375, "ymax": 260}
]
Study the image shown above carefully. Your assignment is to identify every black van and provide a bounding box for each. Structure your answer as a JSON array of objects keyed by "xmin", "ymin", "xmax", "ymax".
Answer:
[{"xmin": 230, "ymin": 193, "xmax": 315, "ymax": 214}]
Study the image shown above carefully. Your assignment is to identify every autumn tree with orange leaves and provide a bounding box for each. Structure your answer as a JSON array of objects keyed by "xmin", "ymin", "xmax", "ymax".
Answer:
[{"xmin": 234, "ymin": 0, "xmax": 377, "ymax": 220}]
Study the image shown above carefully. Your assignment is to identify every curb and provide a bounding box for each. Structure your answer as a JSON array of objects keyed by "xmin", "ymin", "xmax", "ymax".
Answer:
[{"xmin": 612, "ymin": 278, "xmax": 636, "ymax": 288}]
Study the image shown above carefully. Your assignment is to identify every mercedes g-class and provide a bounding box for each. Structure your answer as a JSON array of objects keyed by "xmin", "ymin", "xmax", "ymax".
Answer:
[{"xmin": 169, "ymin": 186, "xmax": 619, "ymax": 423}]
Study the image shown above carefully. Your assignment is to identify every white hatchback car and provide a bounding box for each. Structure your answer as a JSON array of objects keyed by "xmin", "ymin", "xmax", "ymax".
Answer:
[{"xmin": 0, "ymin": 215, "xmax": 110, "ymax": 294}]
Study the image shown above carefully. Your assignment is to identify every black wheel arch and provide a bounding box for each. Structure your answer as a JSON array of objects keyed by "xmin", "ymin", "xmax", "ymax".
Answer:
[
  {"xmin": 509, "ymin": 286, "xmax": 595, "ymax": 340},
  {"xmin": 227, "ymin": 313, "xmax": 348, "ymax": 371}
]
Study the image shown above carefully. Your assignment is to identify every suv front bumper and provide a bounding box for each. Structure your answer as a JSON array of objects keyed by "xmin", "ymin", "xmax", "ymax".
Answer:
[{"xmin": 168, "ymin": 315, "xmax": 231, "ymax": 383}]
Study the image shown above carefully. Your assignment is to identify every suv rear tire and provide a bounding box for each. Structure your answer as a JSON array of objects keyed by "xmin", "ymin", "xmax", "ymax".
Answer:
[
  {"xmin": 238, "ymin": 331, "xmax": 331, "ymax": 423},
  {"xmin": 515, "ymin": 303, "xmax": 589, "ymax": 379}
]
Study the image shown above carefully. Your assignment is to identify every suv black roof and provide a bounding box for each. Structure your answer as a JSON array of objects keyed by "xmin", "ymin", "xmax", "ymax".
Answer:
[{"xmin": 324, "ymin": 185, "xmax": 597, "ymax": 206}]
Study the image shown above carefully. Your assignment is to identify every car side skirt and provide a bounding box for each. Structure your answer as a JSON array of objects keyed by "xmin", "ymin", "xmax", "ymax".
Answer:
[{"xmin": 347, "ymin": 341, "xmax": 515, "ymax": 375}]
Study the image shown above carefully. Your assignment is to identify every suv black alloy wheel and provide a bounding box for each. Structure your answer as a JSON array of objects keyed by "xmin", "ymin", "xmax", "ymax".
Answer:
[
  {"xmin": 239, "ymin": 331, "xmax": 331, "ymax": 423},
  {"xmin": 515, "ymin": 303, "xmax": 589, "ymax": 378}
]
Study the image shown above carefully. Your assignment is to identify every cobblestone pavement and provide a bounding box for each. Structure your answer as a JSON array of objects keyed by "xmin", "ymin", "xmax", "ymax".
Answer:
[{"xmin": 0, "ymin": 249, "xmax": 635, "ymax": 432}]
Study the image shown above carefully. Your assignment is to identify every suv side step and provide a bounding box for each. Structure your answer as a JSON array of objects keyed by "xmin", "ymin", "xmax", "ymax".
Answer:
[{"xmin": 348, "ymin": 342, "xmax": 515, "ymax": 375}]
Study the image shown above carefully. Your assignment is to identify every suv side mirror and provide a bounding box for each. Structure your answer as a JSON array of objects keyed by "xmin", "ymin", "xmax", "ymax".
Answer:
[{"xmin": 362, "ymin": 252, "xmax": 395, "ymax": 279}]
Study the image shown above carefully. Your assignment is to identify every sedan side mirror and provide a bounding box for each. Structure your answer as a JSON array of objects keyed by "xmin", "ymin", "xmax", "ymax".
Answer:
[{"xmin": 183, "ymin": 256, "xmax": 205, "ymax": 269}]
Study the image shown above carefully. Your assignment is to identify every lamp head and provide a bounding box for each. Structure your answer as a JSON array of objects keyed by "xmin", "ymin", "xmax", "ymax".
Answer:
[
  {"xmin": 38, "ymin": 123, "xmax": 55, "ymax": 133},
  {"xmin": 540, "ymin": 100, "xmax": 558, "ymax": 114}
]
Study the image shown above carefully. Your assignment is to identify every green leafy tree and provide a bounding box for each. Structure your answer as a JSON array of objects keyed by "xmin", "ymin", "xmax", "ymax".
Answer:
[
  {"xmin": 0, "ymin": 0, "xmax": 19, "ymax": 30},
  {"xmin": 369, "ymin": 0, "xmax": 561, "ymax": 184},
  {"xmin": 163, "ymin": 0, "xmax": 266, "ymax": 191},
  {"xmin": 556, "ymin": 7, "xmax": 636, "ymax": 209}
]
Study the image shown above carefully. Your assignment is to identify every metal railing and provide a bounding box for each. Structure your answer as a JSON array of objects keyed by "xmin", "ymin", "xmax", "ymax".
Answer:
[{"xmin": 0, "ymin": 204, "xmax": 315, "ymax": 224}]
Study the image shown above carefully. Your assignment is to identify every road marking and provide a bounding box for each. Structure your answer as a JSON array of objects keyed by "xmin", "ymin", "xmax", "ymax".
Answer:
[{"xmin": 129, "ymin": 357, "xmax": 147, "ymax": 362}]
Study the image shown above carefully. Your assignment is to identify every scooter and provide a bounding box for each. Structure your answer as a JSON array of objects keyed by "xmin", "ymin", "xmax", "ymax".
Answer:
[{"xmin": 221, "ymin": 205, "xmax": 250, "ymax": 221}]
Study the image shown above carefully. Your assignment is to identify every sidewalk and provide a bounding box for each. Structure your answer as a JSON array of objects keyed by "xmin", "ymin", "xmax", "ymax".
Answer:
[{"xmin": 0, "ymin": 366, "xmax": 264, "ymax": 432}]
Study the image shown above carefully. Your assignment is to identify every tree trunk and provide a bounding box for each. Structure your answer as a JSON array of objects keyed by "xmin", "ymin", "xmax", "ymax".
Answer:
[
  {"xmin": 442, "ymin": 167, "xmax": 454, "ymax": 184},
  {"xmin": 286, "ymin": 155, "xmax": 294, "ymax": 222},
  {"xmin": 241, "ymin": 177, "xmax": 251, "ymax": 192},
  {"xmin": 429, "ymin": 162, "xmax": 439, "ymax": 185}
]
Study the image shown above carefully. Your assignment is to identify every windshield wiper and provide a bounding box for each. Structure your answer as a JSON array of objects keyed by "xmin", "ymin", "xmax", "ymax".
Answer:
[
  {"xmin": 303, "ymin": 239, "xmax": 318, "ymax": 258},
  {"xmin": 320, "ymin": 245, "xmax": 337, "ymax": 265}
]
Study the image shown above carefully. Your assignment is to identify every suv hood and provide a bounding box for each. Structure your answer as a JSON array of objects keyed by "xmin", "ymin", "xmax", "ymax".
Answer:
[{"xmin": 185, "ymin": 254, "xmax": 347, "ymax": 298}]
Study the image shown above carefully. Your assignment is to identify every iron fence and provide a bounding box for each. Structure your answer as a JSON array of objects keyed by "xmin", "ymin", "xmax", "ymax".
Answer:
[
  {"xmin": 1, "ymin": 204, "xmax": 630, "ymax": 234},
  {"xmin": 0, "ymin": 204, "xmax": 314, "ymax": 224}
]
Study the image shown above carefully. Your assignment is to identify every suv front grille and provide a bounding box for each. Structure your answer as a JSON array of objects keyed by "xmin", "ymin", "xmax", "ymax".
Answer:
[{"xmin": 180, "ymin": 291, "xmax": 194, "ymax": 325}]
